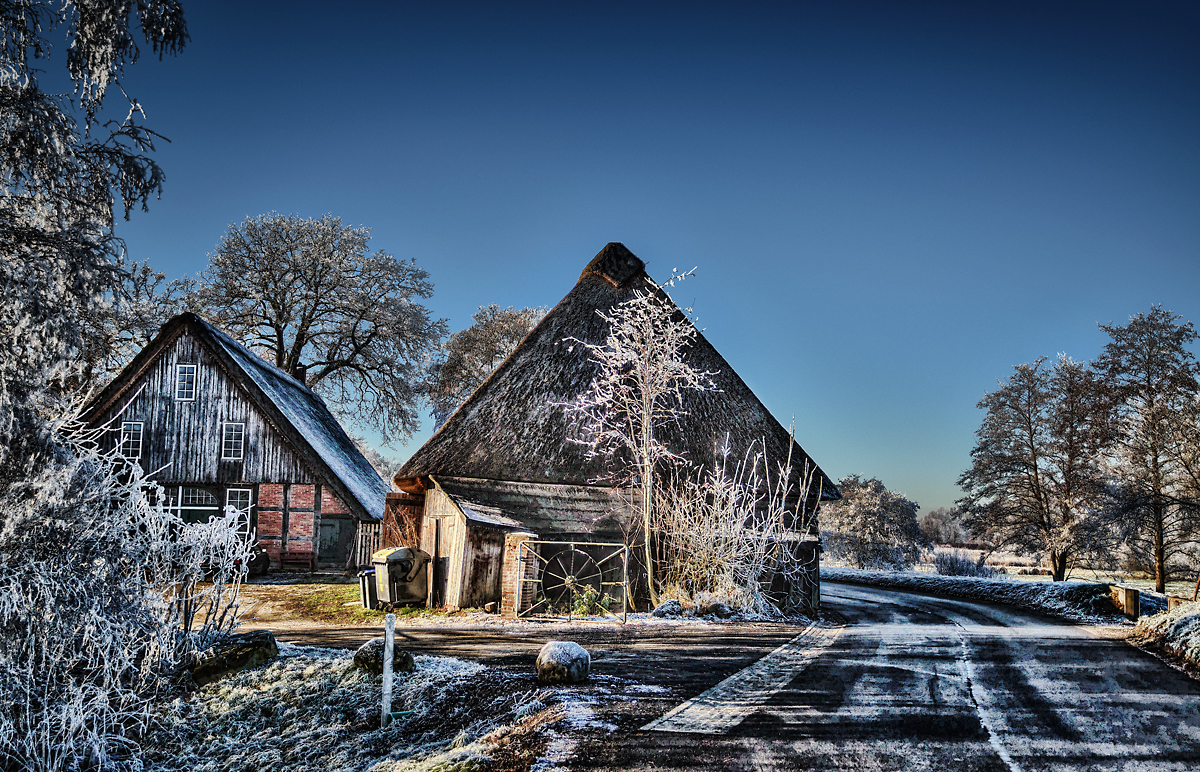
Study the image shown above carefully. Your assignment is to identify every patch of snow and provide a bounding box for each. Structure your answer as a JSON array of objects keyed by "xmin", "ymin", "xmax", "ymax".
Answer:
[
  {"xmin": 1134, "ymin": 601, "xmax": 1200, "ymax": 669},
  {"xmin": 823, "ymin": 567, "xmax": 1120, "ymax": 623}
]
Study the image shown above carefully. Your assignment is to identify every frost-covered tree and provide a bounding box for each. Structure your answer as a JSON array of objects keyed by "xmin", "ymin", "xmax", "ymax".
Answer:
[
  {"xmin": 918, "ymin": 506, "xmax": 966, "ymax": 545},
  {"xmin": 821, "ymin": 475, "xmax": 926, "ymax": 569},
  {"xmin": 1096, "ymin": 306, "xmax": 1200, "ymax": 592},
  {"xmin": 1, "ymin": 0, "xmax": 186, "ymax": 471},
  {"xmin": 569, "ymin": 270, "xmax": 717, "ymax": 605},
  {"xmin": 190, "ymin": 213, "xmax": 448, "ymax": 442},
  {"xmin": 426, "ymin": 304, "xmax": 545, "ymax": 427},
  {"xmin": 957, "ymin": 356, "xmax": 1115, "ymax": 581},
  {"xmin": 0, "ymin": 4, "xmax": 248, "ymax": 770},
  {"xmin": 352, "ymin": 434, "xmax": 403, "ymax": 483}
]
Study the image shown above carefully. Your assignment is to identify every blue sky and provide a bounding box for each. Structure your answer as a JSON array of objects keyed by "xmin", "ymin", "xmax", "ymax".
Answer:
[{"xmin": 112, "ymin": 1, "xmax": 1199, "ymax": 513}]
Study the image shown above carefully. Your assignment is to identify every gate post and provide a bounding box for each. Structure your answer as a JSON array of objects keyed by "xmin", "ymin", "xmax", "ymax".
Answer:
[{"xmin": 500, "ymin": 532, "xmax": 538, "ymax": 619}]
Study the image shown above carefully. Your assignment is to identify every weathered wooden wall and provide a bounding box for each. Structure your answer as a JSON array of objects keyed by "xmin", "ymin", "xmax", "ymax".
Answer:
[{"xmin": 95, "ymin": 330, "xmax": 312, "ymax": 485}]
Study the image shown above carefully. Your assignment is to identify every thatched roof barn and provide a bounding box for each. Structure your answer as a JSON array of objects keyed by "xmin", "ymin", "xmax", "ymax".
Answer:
[{"xmin": 393, "ymin": 242, "xmax": 837, "ymax": 614}]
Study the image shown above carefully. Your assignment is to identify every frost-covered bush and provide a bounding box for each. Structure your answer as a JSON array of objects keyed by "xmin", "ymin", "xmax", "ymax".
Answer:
[
  {"xmin": 1133, "ymin": 602, "xmax": 1200, "ymax": 668},
  {"xmin": 820, "ymin": 475, "xmax": 927, "ymax": 570},
  {"xmin": 0, "ymin": 421, "xmax": 252, "ymax": 771},
  {"xmin": 652, "ymin": 438, "xmax": 821, "ymax": 617},
  {"xmin": 934, "ymin": 549, "xmax": 996, "ymax": 578}
]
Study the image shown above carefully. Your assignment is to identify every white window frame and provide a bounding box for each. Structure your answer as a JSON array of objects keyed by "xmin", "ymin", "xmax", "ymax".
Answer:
[
  {"xmin": 119, "ymin": 421, "xmax": 143, "ymax": 459},
  {"xmin": 221, "ymin": 422, "xmax": 245, "ymax": 460},
  {"xmin": 175, "ymin": 364, "xmax": 197, "ymax": 401},
  {"xmin": 226, "ymin": 488, "xmax": 252, "ymax": 515}
]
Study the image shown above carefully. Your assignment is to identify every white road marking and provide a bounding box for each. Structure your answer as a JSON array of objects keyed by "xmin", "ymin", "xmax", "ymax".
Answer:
[
  {"xmin": 954, "ymin": 624, "xmax": 1024, "ymax": 772},
  {"xmin": 642, "ymin": 622, "xmax": 840, "ymax": 734}
]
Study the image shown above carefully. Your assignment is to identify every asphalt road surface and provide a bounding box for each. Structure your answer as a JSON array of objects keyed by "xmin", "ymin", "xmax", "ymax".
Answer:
[{"xmin": 276, "ymin": 581, "xmax": 1200, "ymax": 771}]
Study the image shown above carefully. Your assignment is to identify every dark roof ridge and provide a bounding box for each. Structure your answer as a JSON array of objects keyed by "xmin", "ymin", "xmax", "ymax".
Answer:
[{"xmin": 580, "ymin": 242, "xmax": 645, "ymax": 288}]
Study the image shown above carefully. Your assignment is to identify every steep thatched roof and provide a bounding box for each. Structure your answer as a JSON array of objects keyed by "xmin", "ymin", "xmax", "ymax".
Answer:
[{"xmin": 397, "ymin": 243, "xmax": 839, "ymax": 501}]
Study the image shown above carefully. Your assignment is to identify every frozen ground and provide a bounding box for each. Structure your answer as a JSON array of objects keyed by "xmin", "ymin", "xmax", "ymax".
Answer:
[
  {"xmin": 1133, "ymin": 601, "xmax": 1200, "ymax": 671},
  {"xmin": 822, "ymin": 566, "xmax": 1125, "ymax": 623},
  {"xmin": 143, "ymin": 642, "xmax": 661, "ymax": 772}
]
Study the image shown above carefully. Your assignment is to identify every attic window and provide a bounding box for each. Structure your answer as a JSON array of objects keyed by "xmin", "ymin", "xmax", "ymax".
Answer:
[
  {"xmin": 176, "ymin": 364, "xmax": 197, "ymax": 400},
  {"xmin": 221, "ymin": 422, "xmax": 245, "ymax": 460},
  {"xmin": 119, "ymin": 422, "xmax": 143, "ymax": 459}
]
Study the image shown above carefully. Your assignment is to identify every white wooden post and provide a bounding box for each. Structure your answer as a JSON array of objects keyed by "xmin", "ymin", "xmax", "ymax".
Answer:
[{"xmin": 381, "ymin": 613, "xmax": 395, "ymax": 726}]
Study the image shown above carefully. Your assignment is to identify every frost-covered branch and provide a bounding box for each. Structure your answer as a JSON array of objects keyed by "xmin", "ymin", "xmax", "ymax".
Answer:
[{"xmin": 567, "ymin": 269, "xmax": 718, "ymax": 606}]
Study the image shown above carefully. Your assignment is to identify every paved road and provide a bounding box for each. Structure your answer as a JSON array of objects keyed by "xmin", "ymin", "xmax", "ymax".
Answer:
[
  {"xmin": 571, "ymin": 581, "xmax": 1200, "ymax": 771},
  {"xmin": 271, "ymin": 582, "xmax": 1200, "ymax": 771}
]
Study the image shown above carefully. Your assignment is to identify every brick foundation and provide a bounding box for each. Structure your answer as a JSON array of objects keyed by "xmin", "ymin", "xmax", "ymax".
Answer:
[{"xmin": 500, "ymin": 532, "xmax": 538, "ymax": 619}]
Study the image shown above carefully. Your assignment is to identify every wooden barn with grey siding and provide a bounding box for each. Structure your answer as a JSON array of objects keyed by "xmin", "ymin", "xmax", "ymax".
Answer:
[
  {"xmin": 394, "ymin": 243, "xmax": 840, "ymax": 614},
  {"xmin": 83, "ymin": 313, "xmax": 391, "ymax": 570}
]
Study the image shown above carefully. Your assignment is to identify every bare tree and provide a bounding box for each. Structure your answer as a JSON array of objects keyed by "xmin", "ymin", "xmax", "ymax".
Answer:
[
  {"xmin": 191, "ymin": 213, "xmax": 448, "ymax": 442},
  {"xmin": 426, "ymin": 304, "xmax": 546, "ymax": 427},
  {"xmin": 1096, "ymin": 306, "xmax": 1200, "ymax": 592},
  {"xmin": 569, "ymin": 270, "xmax": 718, "ymax": 606},
  {"xmin": 821, "ymin": 475, "xmax": 926, "ymax": 569},
  {"xmin": 957, "ymin": 356, "xmax": 1115, "ymax": 581}
]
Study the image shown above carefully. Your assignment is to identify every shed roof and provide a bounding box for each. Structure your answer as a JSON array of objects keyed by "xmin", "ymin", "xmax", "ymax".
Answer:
[
  {"xmin": 432, "ymin": 476, "xmax": 631, "ymax": 537},
  {"xmin": 83, "ymin": 313, "xmax": 391, "ymax": 521},
  {"xmin": 398, "ymin": 242, "xmax": 839, "ymax": 502}
]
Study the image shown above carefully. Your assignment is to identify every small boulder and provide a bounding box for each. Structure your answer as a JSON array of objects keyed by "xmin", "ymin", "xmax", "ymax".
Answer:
[
  {"xmin": 652, "ymin": 599, "xmax": 683, "ymax": 618},
  {"xmin": 536, "ymin": 640, "xmax": 590, "ymax": 684},
  {"xmin": 353, "ymin": 637, "xmax": 415, "ymax": 675},
  {"xmin": 699, "ymin": 601, "xmax": 735, "ymax": 619},
  {"xmin": 191, "ymin": 630, "xmax": 279, "ymax": 686}
]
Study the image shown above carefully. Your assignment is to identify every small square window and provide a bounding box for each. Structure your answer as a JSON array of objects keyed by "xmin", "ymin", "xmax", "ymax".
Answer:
[
  {"xmin": 221, "ymin": 422, "xmax": 245, "ymax": 460},
  {"xmin": 226, "ymin": 488, "xmax": 252, "ymax": 515},
  {"xmin": 176, "ymin": 364, "xmax": 197, "ymax": 401},
  {"xmin": 119, "ymin": 422, "xmax": 143, "ymax": 459}
]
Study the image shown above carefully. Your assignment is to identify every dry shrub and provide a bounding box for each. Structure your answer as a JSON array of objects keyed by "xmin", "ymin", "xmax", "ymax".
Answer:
[
  {"xmin": 650, "ymin": 437, "xmax": 820, "ymax": 617},
  {"xmin": 0, "ymin": 415, "xmax": 252, "ymax": 772}
]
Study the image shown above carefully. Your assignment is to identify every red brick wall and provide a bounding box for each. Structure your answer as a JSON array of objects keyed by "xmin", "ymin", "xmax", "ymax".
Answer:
[
  {"xmin": 257, "ymin": 484, "xmax": 285, "ymax": 564},
  {"xmin": 289, "ymin": 484, "xmax": 315, "ymax": 510},
  {"xmin": 321, "ymin": 488, "xmax": 349, "ymax": 514},
  {"xmin": 259, "ymin": 484, "xmax": 284, "ymax": 509},
  {"xmin": 500, "ymin": 533, "xmax": 538, "ymax": 619}
]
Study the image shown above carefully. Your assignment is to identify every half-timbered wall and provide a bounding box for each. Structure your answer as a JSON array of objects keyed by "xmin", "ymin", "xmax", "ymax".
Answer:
[{"xmin": 94, "ymin": 329, "xmax": 359, "ymax": 569}]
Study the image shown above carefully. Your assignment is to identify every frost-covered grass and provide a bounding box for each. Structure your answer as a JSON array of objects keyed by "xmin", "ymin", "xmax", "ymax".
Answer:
[
  {"xmin": 1133, "ymin": 602, "xmax": 1200, "ymax": 670},
  {"xmin": 144, "ymin": 644, "xmax": 561, "ymax": 772},
  {"xmin": 823, "ymin": 566, "xmax": 1120, "ymax": 622}
]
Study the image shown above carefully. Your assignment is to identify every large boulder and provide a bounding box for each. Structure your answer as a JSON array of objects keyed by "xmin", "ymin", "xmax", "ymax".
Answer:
[
  {"xmin": 354, "ymin": 637, "xmax": 415, "ymax": 675},
  {"xmin": 536, "ymin": 640, "xmax": 590, "ymax": 684},
  {"xmin": 192, "ymin": 630, "xmax": 279, "ymax": 686},
  {"xmin": 652, "ymin": 599, "xmax": 683, "ymax": 618}
]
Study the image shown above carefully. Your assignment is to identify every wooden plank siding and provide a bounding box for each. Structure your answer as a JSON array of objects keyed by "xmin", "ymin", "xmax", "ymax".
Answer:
[{"xmin": 94, "ymin": 330, "xmax": 312, "ymax": 485}]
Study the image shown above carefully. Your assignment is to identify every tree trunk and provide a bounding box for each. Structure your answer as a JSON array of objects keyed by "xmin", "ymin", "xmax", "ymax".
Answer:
[
  {"xmin": 1050, "ymin": 551, "xmax": 1067, "ymax": 582},
  {"xmin": 1154, "ymin": 503, "xmax": 1167, "ymax": 594}
]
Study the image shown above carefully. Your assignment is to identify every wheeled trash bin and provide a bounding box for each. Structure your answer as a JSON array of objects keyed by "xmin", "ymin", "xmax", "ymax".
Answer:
[
  {"xmin": 372, "ymin": 547, "xmax": 432, "ymax": 606},
  {"xmin": 358, "ymin": 568, "xmax": 378, "ymax": 610}
]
